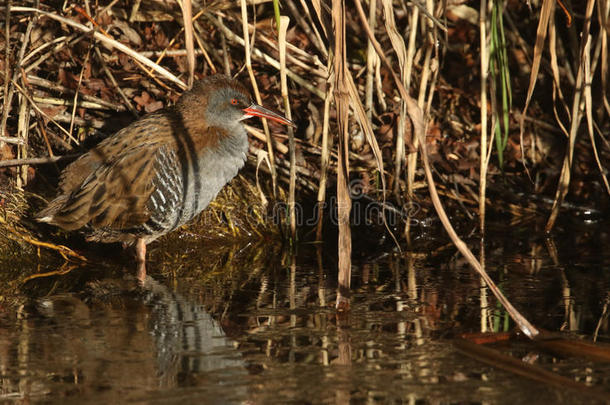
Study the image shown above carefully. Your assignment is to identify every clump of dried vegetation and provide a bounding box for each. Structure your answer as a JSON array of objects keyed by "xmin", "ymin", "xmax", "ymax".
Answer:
[{"xmin": 0, "ymin": 1, "xmax": 608, "ymax": 331}]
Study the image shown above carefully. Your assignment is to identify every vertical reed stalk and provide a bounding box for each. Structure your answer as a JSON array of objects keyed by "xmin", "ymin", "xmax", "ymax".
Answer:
[
  {"xmin": 315, "ymin": 63, "xmax": 334, "ymax": 241},
  {"xmin": 518, "ymin": 0, "xmax": 554, "ymax": 181},
  {"xmin": 240, "ymin": 0, "xmax": 278, "ymax": 195},
  {"xmin": 600, "ymin": 1, "xmax": 610, "ymax": 116},
  {"xmin": 546, "ymin": 0, "xmax": 595, "ymax": 231},
  {"xmin": 68, "ymin": 47, "xmax": 91, "ymax": 140},
  {"xmin": 16, "ymin": 92, "xmax": 30, "ymax": 188},
  {"xmin": 219, "ymin": 16, "xmax": 231, "ymax": 76},
  {"xmin": 11, "ymin": 1, "xmax": 38, "ymax": 187},
  {"xmin": 0, "ymin": 1, "xmax": 11, "ymax": 149},
  {"xmin": 479, "ymin": 0, "xmax": 490, "ymax": 233},
  {"xmin": 179, "ymin": 0, "xmax": 195, "ymax": 88},
  {"xmin": 364, "ymin": 0, "xmax": 377, "ymax": 123},
  {"xmin": 332, "ymin": 0, "xmax": 352, "ymax": 310},
  {"xmin": 381, "ymin": 0, "xmax": 407, "ymax": 201},
  {"xmin": 278, "ymin": 16, "xmax": 297, "ymax": 241},
  {"xmin": 479, "ymin": 238, "xmax": 489, "ymax": 333},
  {"xmin": 404, "ymin": 4, "xmax": 420, "ymax": 201}
]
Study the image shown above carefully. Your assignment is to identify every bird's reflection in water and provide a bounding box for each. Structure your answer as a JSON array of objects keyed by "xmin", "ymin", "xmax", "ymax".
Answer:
[
  {"xmin": 137, "ymin": 276, "xmax": 247, "ymax": 388},
  {"xmin": 11, "ymin": 273, "xmax": 247, "ymax": 402}
]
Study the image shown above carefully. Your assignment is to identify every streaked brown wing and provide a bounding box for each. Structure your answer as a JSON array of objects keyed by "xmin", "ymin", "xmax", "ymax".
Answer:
[
  {"xmin": 48, "ymin": 143, "xmax": 163, "ymax": 231},
  {"xmin": 57, "ymin": 111, "xmax": 171, "ymax": 195},
  {"xmin": 41, "ymin": 111, "xmax": 177, "ymax": 231}
]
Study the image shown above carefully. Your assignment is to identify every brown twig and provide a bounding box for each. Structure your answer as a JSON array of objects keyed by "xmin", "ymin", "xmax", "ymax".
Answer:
[
  {"xmin": 27, "ymin": 75, "xmax": 127, "ymax": 111},
  {"xmin": 0, "ymin": 154, "xmax": 80, "ymax": 168}
]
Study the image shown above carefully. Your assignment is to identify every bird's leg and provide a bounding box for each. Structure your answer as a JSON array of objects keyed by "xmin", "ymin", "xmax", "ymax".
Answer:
[{"xmin": 135, "ymin": 238, "xmax": 147, "ymax": 282}]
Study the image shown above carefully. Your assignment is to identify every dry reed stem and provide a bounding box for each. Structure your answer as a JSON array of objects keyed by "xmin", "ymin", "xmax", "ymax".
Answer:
[
  {"xmin": 546, "ymin": 0, "xmax": 595, "ymax": 232},
  {"xmin": 338, "ymin": 8, "xmax": 399, "ymax": 252},
  {"xmin": 80, "ymin": 0, "xmax": 108, "ymax": 35},
  {"xmin": 16, "ymin": 87, "xmax": 30, "ymax": 188},
  {"xmin": 209, "ymin": 15, "xmax": 325, "ymax": 99},
  {"xmin": 21, "ymin": 35, "xmax": 69, "ymax": 66},
  {"xmin": 93, "ymin": 48, "xmax": 138, "ymax": 115},
  {"xmin": 254, "ymin": 149, "xmax": 271, "ymax": 208},
  {"xmin": 315, "ymin": 62, "xmax": 334, "ymax": 241},
  {"xmin": 8, "ymin": 6, "xmax": 187, "ymax": 90},
  {"xmin": 129, "ymin": 0, "xmax": 142, "ymax": 21},
  {"xmin": 250, "ymin": 146, "xmax": 318, "ymax": 192},
  {"xmin": 423, "ymin": 43, "xmax": 440, "ymax": 124},
  {"xmin": 278, "ymin": 16, "xmax": 297, "ymax": 240},
  {"xmin": 405, "ymin": 5, "xmax": 419, "ymax": 91},
  {"xmin": 584, "ymin": 13, "xmax": 610, "ymax": 196},
  {"xmin": 340, "ymin": 2, "xmax": 398, "ymax": 249},
  {"xmin": 479, "ymin": 0, "xmax": 490, "ymax": 232},
  {"xmin": 0, "ymin": 154, "xmax": 79, "ymax": 168},
  {"xmin": 68, "ymin": 46, "xmax": 92, "ymax": 142},
  {"xmin": 24, "ymin": 34, "xmax": 84, "ymax": 74},
  {"xmin": 310, "ymin": 0, "xmax": 328, "ymax": 40},
  {"xmin": 191, "ymin": 25, "xmax": 217, "ymax": 74},
  {"xmin": 297, "ymin": 0, "xmax": 328, "ymax": 58},
  {"xmin": 284, "ymin": 0, "xmax": 326, "ymax": 58},
  {"xmin": 27, "ymin": 75, "xmax": 126, "ymax": 111},
  {"xmin": 0, "ymin": 136, "xmax": 24, "ymax": 145},
  {"xmin": 518, "ymin": 0, "xmax": 553, "ymax": 180},
  {"xmin": 416, "ymin": 4, "xmax": 433, "ymax": 107},
  {"xmin": 381, "ymin": 0, "xmax": 407, "ymax": 201},
  {"xmin": 410, "ymin": 0, "xmax": 439, "ymax": 205},
  {"xmin": 364, "ymin": 0, "xmax": 378, "ymax": 123},
  {"xmin": 548, "ymin": 9, "xmax": 571, "ymax": 139},
  {"xmin": 218, "ymin": 16, "xmax": 232, "ymax": 76},
  {"xmin": 179, "ymin": 0, "xmax": 195, "ymax": 88},
  {"xmin": 331, "ymin": 0, "xmax": 352, "ymax": 310},
  {"xmin": 404, "ymin": 5, "xmax": 420, "ymax": 201},
  {"xmin": 9, "ymin": 79, "xmax": 81, "ymax": 145},
  {"xmin": 4, "ymin": 1, "xmax": 38, "ymax": 187},
  {"xmin": 255, "ymin": 33, "xmax": 327, "ymax": 78},
  {"xmin": 601, "ymin": 2, "xmax": 610, "ymax": 116},
  {"xmin": 239, "ymin": 0, "xmax": 277, "ymax": 194},
  {"xmin": 354, "ymin": 0, "xmax": 539, "ymax": 339},
  {"xmin": 244, "ymin": 125, "xmax": 289, "ymax": 154},
  {"xmin": 0, "ymin": 0, "xmax": 11, "ymax": 147}
]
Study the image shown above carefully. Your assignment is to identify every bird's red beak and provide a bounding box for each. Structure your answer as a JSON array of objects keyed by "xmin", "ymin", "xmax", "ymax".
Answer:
[{"xmin": 242, "ymin": 103, "xmax": 295, "ymax": 127}]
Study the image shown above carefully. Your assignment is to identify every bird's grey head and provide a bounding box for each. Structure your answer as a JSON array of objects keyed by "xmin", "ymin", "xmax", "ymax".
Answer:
[
  {"xmin": 177, "ymin": 75, "xmax": 293, "ymax": 134},
  {"xmin": 176, "ymin": 75, "xmax": 252, "ymax": 133},
  {"xmin": 205, "ymin": 86, "xmax": 251, "ymax": 129}
]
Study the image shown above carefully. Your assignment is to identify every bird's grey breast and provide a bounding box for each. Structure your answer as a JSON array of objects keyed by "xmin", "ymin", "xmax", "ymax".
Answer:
[{"xmin": 180, "ymin": 125, "xmax": 249, "ymax": 225}]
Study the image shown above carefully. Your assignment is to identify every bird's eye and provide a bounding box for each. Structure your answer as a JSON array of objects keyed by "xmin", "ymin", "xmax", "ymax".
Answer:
[{"xmin": 230, "ymin": 98, "xmax": 239, "ymax": 106}]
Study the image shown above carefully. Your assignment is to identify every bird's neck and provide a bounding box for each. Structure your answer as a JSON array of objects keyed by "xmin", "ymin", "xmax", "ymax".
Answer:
[{"xmin": 175, "ymin": 105, "xmax": 248, "ymax": 160}]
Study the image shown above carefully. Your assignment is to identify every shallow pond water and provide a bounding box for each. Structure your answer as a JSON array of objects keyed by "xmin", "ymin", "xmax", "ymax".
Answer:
[{"xmin": 1, "ymin": 219, "xmax": 610, "ymax": 404}]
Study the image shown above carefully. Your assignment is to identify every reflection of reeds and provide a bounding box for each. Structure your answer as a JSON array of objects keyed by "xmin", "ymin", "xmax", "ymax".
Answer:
[{"xmin": 1, "ymin": 0, "xmax": 609, "ymax": 338}]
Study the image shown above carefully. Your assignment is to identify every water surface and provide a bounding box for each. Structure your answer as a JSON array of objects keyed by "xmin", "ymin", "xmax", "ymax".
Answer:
[{"xmin": 1, "ymin": 220, "xmax": 609, "ymax": 403}]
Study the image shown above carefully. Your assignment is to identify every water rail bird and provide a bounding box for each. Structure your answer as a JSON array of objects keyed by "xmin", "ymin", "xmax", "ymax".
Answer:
[{"xmin": 37, "ymin": 74, "xmax": 293, "ymax": 280}]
